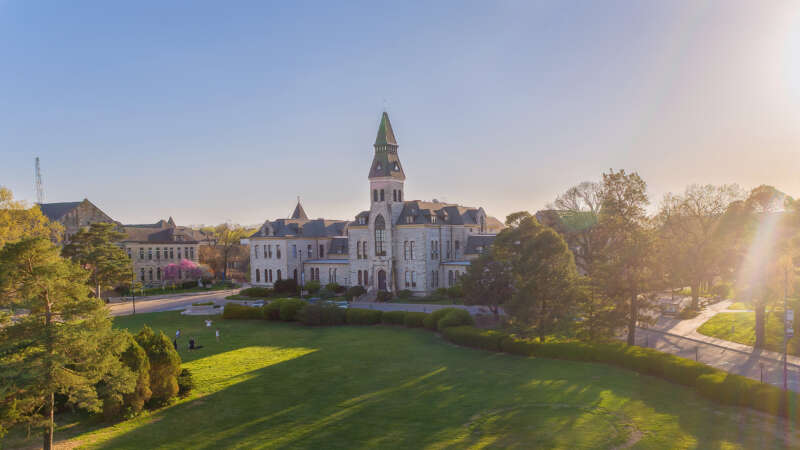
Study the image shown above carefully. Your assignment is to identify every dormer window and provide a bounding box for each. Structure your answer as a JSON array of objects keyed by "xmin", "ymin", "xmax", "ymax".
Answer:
[
  {"xmin": 376, "ymin": 163, "xmax": 382, "ymax": 171},
  {"xmin": 393, "ymin": 163, "xmax": 399, "ymax": 170},
  {"xmin": 358, "ymin": 216, "xmax": 366, "ymax": 225},
  {"xmin": 431, "ymin": 215, "xmax": 437, "ymax": 224},
  {"xmin": 406, "ymin": 215, "xmax": 414, "ymax": 224}
]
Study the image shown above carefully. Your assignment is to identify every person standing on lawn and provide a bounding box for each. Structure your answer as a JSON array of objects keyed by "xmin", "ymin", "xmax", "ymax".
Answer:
[{"xmin": 216, "ymin": 328, "xmax": 220, "ymax": 342}]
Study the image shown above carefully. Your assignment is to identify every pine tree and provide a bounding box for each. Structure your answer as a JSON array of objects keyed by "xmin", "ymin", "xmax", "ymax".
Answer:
[
  {"xmin": 62, "ymin": 222, "xmax": 131, "ymax": 299},
  {"xmin": 0, "ymin": 238, "xmax": 135, "ymax": 449},
  {"xmin": 134, "ymin": 326, "xmax": 181, "ymax": 406}
]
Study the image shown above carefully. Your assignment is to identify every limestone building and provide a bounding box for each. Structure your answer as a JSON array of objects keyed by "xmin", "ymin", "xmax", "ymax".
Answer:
[
  {"xmin": 249, "ymin": 112, "xmax": 499, "ymax": 295},
  {"xmin": 38, "ymin": 199, "xmax": 117, "ymax": 242},
  {"xmin": 120, "ymin": 218, "xmax": 207, "ymax": 285}
]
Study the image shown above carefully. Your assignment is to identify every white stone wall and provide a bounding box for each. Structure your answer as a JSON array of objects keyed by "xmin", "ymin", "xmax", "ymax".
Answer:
[
  {"xmin": 125, "ymin": 243, "xmax": 200, "ymax": 285},
  {"xmin": 250, "ymin": 238, "xmax": 288, "ymax": 286}
]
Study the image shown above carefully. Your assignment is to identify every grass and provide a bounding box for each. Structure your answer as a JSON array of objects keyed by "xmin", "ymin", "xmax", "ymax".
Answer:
[
  {"xmin": 128, "ymin": 284, "xmax": 231, "ymax": 298},
  {"xmin": 727, "ymin": 302, "xmax": 751, "ymax": 310},
  {"xmin": 697, "ymin": 311, "xmax": 800, "ymax": 356},
  {"xmin": 10, "ymin": 311, "xmax": 800, "ymax": 449},
  {"xmin": 389, "ymin": 296, "xmax": 463, "ymax": 305}
]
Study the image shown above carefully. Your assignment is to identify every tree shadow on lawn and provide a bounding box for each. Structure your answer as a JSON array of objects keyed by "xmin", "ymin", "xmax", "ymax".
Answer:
[{"xmin": 92, "ymin": 321, "xmax": 800, "ymax": 449}]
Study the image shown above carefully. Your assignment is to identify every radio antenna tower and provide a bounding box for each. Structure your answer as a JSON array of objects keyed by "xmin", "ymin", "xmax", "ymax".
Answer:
[{"xmin": 35, "ymin": 157, "xmax": 44, "ymax": 204}]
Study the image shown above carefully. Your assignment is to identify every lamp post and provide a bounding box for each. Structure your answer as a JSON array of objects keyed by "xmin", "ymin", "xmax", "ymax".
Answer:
[{"xmin": 131, "ymin": 269, "xmax": 136, "ymax": 316}]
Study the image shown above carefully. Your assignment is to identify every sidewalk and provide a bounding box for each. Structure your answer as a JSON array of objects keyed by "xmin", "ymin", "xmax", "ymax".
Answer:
[
  {"xmin": 108, "ymin": 288, "xmax": 239, "ymax": 304},
  {"xmin": 636, "ymin": 299, "xmax": 800, "ymax": 392}
]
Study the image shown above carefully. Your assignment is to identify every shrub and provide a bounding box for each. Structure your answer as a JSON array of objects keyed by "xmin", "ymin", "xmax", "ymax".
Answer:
[
  {"xmin": 397, "ymin": 289, "xmax": 413, "ymax": 299},
  {"xmin": 135, "ymin": 326, "xmax": 181, "ymax": 407},
  {"xmin": 192, "ymin": 301, "xmax": 213, "ymax": 306},
  {"xmin": 263, "ymin": 300, "xmax": 282, "ymax": 320},
  {"xmin": 437, "ymin": 309, "xmax": 475, "ymax": 329},
  {"xmin": 240, "ymin": 287, "xmax": 273, "ymax": 298},
  {"xmin": 442, "ymin": 326, "xmax": 506, "ymax": 352},
  {"xmin": 446, "ymin": 286, "xmax": 463, "ymax": 299},
  {"xmin": 325, "ymin": 282, "xmax": 345, "ymax": 293},
  {"xmin": 346, "ymin": 308, "xmax": 383, "ymax": 325},
  {"xmin": 499, "ymin": 336, "xmax": 538, "ymax": 356},
  {"xmin": 274, "ymin": 278, "xmax": 299, "ymax": 295},
  {"xmin": 304, "ymin": 280, "xmax": 321, "ymax": 294},
  {"xmin": 177, "ymin": 368, "xmax": 195, "ymax": 398},
  {"xmin": 103, "ymin": 333, "xmax": 152, "ymax": 420},
  {"xmin": 381, "ymin": 310, "xmax": 406, "ymax": 325},
  {"xmin": 711, "ymin": 283, "xmax": 732, "ymax": 299},
  {"xmin": 299, "ymin": 302, "xmax": 346, "ymax": 326},
  {"xmin": 434, "ymin": 288, "xmax": 449, "ymax": 299},
  {"xmin": 318, "ymin": 288, "xmax": 335, "ymax": 300},
  {"xmin": 376, "ymin": 291, "xmax": 393, "ymax": 303},
  {"xmin": 346, "ymin": 285, "xmax": 366, "ymax": 301},
  {"xmin": 279, "ymin": 298, "xmax": 308, "ymax": 321},
  {"xmin": 678, "ymin": 307, "xmax": 700, "ymax": 320},
  {"xmin": 404, "ymin": 312, "xmax": 429, "ymax": 328},
  {"xmin": 424, "ymin": 308, "xmax": 462, "ymax": 330},
  {"xmin": 222, "ymin": 303, "xmax": 263, "ymax": 320},
  {"xmin": 181, "ymin": 280, "xmax": 197, "ymax": 289}
]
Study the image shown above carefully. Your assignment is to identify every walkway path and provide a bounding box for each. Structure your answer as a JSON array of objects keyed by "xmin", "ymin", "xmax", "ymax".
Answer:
[
  {"xmin": 635, "ymin": 299, "xmax": 800, "ymax": 392},
  {"xmin": 108, "ymin": 289, "xmax": 239, "ymax": 317}
]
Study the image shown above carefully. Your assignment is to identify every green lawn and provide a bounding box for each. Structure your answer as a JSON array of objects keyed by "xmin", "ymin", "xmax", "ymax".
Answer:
[
  {"xmin": 14, "ymin": 311, "xmax": 800, "ymax": 449},
  {"xmin": 129, "ymin": 284, "xmax": 231, "ymax": 298},
  {"xmin": 697, "ymin": 311, "xmax": 800, "ymax": 356},
  {"xmin": 727, "ymin": 302, "xmax": 751, "ymax": 310}
]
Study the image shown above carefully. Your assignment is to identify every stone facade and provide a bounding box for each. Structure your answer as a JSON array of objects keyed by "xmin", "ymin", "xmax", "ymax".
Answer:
[
  {"xmin": 120, "ymin": 218, "xmax": 204, "ymax": 286},
  {"xmin": 38, "ymin": 199, "xmax": 117, "ymax": 242},
  {"xmin": 247, "ymin": 112, "xmax": 500, "ymax": 295}
]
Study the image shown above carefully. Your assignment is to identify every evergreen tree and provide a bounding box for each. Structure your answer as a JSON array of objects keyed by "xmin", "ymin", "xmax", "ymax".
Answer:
[
  {"xmin": 62, "ymin": 222, "xmax": 131, "ymax": 299},
  {"xmin": 461, "ymin": 253, "xmax": 513, "ymax": 320},
  {"xmin": 134, "ymin": 326, "xmax": 181, "ymax": 406},
  {"xmin": 102, "ymin": 333, "xmax": 151, "ymax": 419},
  {"xmin": 0, "ymin": 238, "xmax": 134, "ymax": 449}
]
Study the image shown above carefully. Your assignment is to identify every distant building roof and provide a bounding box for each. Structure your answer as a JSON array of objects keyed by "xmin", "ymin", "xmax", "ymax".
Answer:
[
  {"xmin": 37, "ymin": 201, "xmax": 83, "ymax": 221},
  {"xmin": 369, "ymin": 112, "xmax": 405, "ymax": 180},
  {"xmin": 120, "ymin": 218, "xmax": 205, "ymax": 244},
  {"xmin": 395, "ymin": 200, "xmax": 487, "ymax": 226},
  {"xmin": 465, "ymin": 234, "xmax": 496, "ymax": 255},
  {"xmin": 250, "ymin": 218, "xmax": 349, "ymax": 239},
  {"xmin": 290, "ymin": 201, "xmax": 308, "ymax": 220}
]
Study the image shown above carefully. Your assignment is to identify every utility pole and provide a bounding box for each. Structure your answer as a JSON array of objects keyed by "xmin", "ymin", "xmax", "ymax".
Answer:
[{"xmin": 34, "ymin": 157, "xmax": 44, "ymax": 204}]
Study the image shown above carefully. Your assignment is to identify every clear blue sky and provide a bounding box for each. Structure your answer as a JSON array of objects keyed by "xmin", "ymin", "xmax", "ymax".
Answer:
[{"xmin": 2, "ymin": 1, "xmax": 799, "ymax": 226}]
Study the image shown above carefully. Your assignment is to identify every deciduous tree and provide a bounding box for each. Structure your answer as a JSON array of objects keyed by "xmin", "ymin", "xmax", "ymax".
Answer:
[
  {"xmin": 461, "ymin": 253, "xmax": 513, "ymax": 320},
  {"xmin": 0, "ymin": 187, "xmax": 63, "ymax": 248}
]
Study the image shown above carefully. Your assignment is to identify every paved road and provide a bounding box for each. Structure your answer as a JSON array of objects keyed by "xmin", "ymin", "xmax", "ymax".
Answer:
[
  {"xmin": 635, "ymin": 299, "xmax": 800, "ymax": 392},
  {"xmin": 108, "ymin": 289, "xmax": 239, "ymax": 317}
]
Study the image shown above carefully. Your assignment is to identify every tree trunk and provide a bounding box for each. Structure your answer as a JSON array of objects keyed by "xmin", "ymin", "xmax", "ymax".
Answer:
[
  {"xmin": 690, "ymin": 283, "xmax": 699, "ymax": 310},
  {"xmin": 43, "ymin": 391, "xmax": 54, "ymax": 450},
  {"xmin": 627, "ymin": 293, "xmax": 637, "ymax": 345},
  {"xmin": 754, "ymin": 303, "xmax": 766, "ymax": 348}
]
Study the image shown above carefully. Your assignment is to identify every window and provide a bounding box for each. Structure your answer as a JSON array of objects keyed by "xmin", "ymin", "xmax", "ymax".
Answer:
[
  {"xmin": 190, "ymin": 247, "xmax": 194, "ymax": 259},
  {"xmin": 431, "ymin": 215, "xmax": 437, "ymax": 224},
  {"xmin": 406, "ymin": 215, "xmax": 413, "ymax": 224},
  {"xmin": 405, "ymin": 271, "xmax": 409, "ymax": 287},
  {"xmin": 277, "ymin": 270, "xmax": 282, "ymax": 281},
  {"xmin": 178, "ymin": 269, "xmax": 182, "ymax": 279},
  {"xmin": 454, "ymin": 240, "xmax": 460, "ymax": 257},
  {"xmin": 292, "ymin": 245, "xmax": 297, "ymax": 258},
  {"xmin": 373, "ymin": 190, "xmax": 378, "ymax": 202},
  {"xmin": 357, "ymin": 241, "xmax": 362, "ymax": 259},
  {"xmin": 364, "ymin": 271, "xmax": 368, "ymax": 286},
  {"xmin": 177, "ymin": 247, "xmax": 182, "ymax": 259},
  {"xmin": 329, "ymin": 268, "xmax": 332, "ymax": 281},
  {"xmin": 256, "ymin": 269, "xmax": 260, "ymax": 282},
  {"xmin": 380, "ymin": 189, "xmax": 385, "ymax": 201},
  {"xmin": 446, "ymin": 240, "xmax": 451, "ymax": 259},
  {"xmin": 139, "ymin": 248, "xmax": 144, "ymax": 260},
  {"xmin": 140, "ymin": 268, "xmax": 145, "ymax": 282},
  {"xmin": 319, "ymin": 244, "xmax": 324, "ymax": 258},
  {"xmin": 358, "ymin": 216, "xmax": 366, "ymax": 225},
  {"xmin": 374, "ymin": 215, "xmax": 386, "ymax": 256},
  {"xmin": 169, "ymin": 247, "xmax": 174, "ymax": 259},
  {"xmin": 410, "ymin": 241, "xmax": 414, "ymax": 260},
  {"xmin": 432, "ymin": 270, "xmax": 439, "ymax": 288},
  {"xmin": 269, "ymin": 269, "xmax": 273, "ymax": 282},
  {"xmin": 448, "ymin": 270, "xmax": 454, "ymax": 287},
  {"xmin": 403, "ymin": 241, "xmax": 408, "ymax": 260},
  {"xmin": 431, "ymin": 240, "xmax": 439, "ymax": 259},
  {"xmin": 277, "ymin": 246, "xmax": 281, "ymax": 259},
  {"xmin": 156, "ymin": 247, "xmax": 160, "ymax": 260},
  {"xmin": 315, "ymin": 268, "xmax": 320, "ymax": 280},
  {"xmin": 393, "ymin": 190, "xmax": 397, "ymax": 201},
  {"xmin": 358, "ymin": 270, "xmax": 363, "ymax": 285},
  {"xmin": 255, "ymin": 245, "xmax": 259, "ymax": 259},
  {"xmin": 268, "ymin": 245, "xmax": 273, "ymax": 258},
  {"xmin": 148, "ymin": 268, "xmax": 153, "ymax": 281},
  {"xmin": 362, "ymin": 241, "xmax": 368, "ymax": 257},
  {"xmin": 411, "ymin": 271, "xmax": 416, "ymax": 288},
  {"xmin": 293, "ymin": 269, "xmax": 298, "ymax": 280},
  {"xmin": 398, "ymin": 190, "xmax": 402, "ymax": 201},
  {"xmin": 307, "ymin": 244, "xmax": 312, "ymax": 258},
  {"xmin": 263, "ymin": 244, "xmax": 267, "ymax": 258},
  {"xmin": 157, "ymin": 267, "xmax": 161, "ymax": 281},
  {"xmin": 148, "ymin": 248, "xmax": 152, "ymax": 260}
]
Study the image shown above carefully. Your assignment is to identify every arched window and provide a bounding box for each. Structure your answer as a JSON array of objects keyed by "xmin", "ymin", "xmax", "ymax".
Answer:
[
  {"xmin": 293, "ymin": 269, "xmax": 298, "ymax": 280},
  {"xmin": 374, "ymin": 215, "xmax": 386, "ymax": 256},
  {"xmin": 448, "ymin": 270, "xmax": 454, "ymax": 287},
  {"xmin": 398, "ymin": 190, "xmax": 402, "ymax": 201},
  {"xmin": 157, "ymin": 267, "xmax": 161, "ymax": 281},
  {"xmin": 358, "ymin": 270, "xmax": 363, "ymax": 285},
  {"xmin": 373, "ymin": 190, "xmax": 378, "ymax": 202},
  {"xmin": 269, "ymin": 269, "xmax": 273, "ymax": 282},
  {"xmin": 380, "ymin": 189, "xmax": 385, "ymax": 201},
  {"xmin": 255, "ymin": 269, "xmax": 260, "ymax": 282},
  {"xmin": 393, "ymin": 190, "xmax": 397, "ymax": 201},
  {"xmin": 357, "ymin": 241, "xmax": 361, "ymax": 259},
  {"xmin": 364, "ymin": 271, "xmax": 368, "ymax": 286},
  {"xmin": 277, "ymin": 270, "xmax": 282, "ymax": 280}
]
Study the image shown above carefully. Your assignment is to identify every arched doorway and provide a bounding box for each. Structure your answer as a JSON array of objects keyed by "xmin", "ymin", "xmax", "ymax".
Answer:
[{"xmin": 377, "ymin": 269, "xmax": 387, "ymax": 291}]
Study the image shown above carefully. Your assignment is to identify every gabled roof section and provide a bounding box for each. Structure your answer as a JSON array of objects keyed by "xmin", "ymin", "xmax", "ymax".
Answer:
[
  {"xmin": 120, "ymin": 218, "xmax": 204, "ymax": 243},
  {"xmin": 249, "ymin": 218, "xmax": 349, "ymax": 238},
  {"xmin": 37, "ymin": 201, "xmax": 82, "ymax": 221},
  {"xmin": 290, "ymin": 201, "xmax": 308, "ymax": 220},
  {"xmin": 396, "ymin": 200, "xmax": 487, "ymax": 226},
  {"xmin": 374, "ymin": 111, "xmax": 397, "ymax": 146}
]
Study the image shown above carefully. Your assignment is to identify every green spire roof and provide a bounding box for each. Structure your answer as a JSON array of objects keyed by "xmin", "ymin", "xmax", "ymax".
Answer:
[{"xmin": 374, "ymin": 111, "xmax": 397, "ymax": 147}]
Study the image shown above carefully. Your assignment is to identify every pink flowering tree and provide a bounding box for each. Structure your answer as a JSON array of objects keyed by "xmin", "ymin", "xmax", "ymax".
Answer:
[{"xmin": 164, "ymin": 259, "xmax": 203, "ymax": 285}]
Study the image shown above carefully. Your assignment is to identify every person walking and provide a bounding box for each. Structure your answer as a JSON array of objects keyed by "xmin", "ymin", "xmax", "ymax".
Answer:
[
  {"xmin": 215, "ymin": 328, "xmax": 220, "ymax": 342},
  {"xmin": 175, "ymin": 329, "xmax": 181, "ymax": 340}
]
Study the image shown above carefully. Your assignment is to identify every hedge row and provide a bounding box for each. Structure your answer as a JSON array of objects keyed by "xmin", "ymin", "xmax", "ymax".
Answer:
[{"xmin": 440, "ymin": 326, "xmax": 797, "ymax": 419}]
